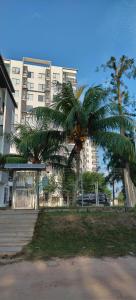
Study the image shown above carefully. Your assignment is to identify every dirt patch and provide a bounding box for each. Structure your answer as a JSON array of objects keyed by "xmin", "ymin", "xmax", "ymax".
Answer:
[
  {"xmin": 0, "ymin": 257, "xmax": 136, "ymax": 300},
  {"xmin": 49, "ymin": 215, "xmax": 87, "ymax": 236}
]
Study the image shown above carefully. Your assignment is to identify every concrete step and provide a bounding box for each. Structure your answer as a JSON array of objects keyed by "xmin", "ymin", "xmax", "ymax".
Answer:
[
  {"xmin": 0, "ymin": 237, "xmax": 31, "ymax": 242},
  {"xmin": 0, "ymin": 216, "xmax": 37, "ymax": 220},
  {"xmin": 0, "ymin": 240, "xmax": 32, "ymax": 244},
  {"xmin": 0, "ymin": 220, "xmax": 37, "ymax": 224},
  {"xmin": 0, "ymin": 246, "xmax": 23, "ymax": 255},
  {"xmin": 0, "ymin": 210, "xmax": 38, "ymax": 215},
  {"xmin": 0, "ymin": 231, "xmax": 34, "ymax": 235},
  {"xmin": 0, "ymin": 227, "xmax": 34, "ymax": 231},
  {"xmin": 0, "ymin": 215, "xmax": 37, "ymax": 222},
  {"xmin": 0, "ymin": 233, "xmax": 32, "ymax": 239},
  {"xmin": 0, "ymin": 210, "xmax": 38, "ymax": 256}
]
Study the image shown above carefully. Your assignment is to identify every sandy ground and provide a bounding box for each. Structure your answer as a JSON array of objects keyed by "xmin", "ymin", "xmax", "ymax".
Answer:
[{"xmin": 0, "ymin": 256, "xmax": 136, "ymax": 300}]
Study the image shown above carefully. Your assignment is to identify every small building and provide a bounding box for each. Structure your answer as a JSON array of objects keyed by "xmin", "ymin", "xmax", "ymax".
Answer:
[
  {"xmin": 3, "ymin": 162, "xmax": 64, "ymax": 210},
  {"xmin": 4, "ymin": 163, "xmax": 46, "ymax": 209},
  {"xmin": 0, "ymin": 55, "xmax": 17, "ymax": 207}
]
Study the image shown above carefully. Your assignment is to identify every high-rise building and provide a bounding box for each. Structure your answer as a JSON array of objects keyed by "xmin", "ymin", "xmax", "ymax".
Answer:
[
  {"xmin": 0, "ymin": 55, "xmax": 17, "ymax": 206},
  {"xmin": 4, "ymin": 56, "xmax": 98, "ymax": 171},
  {"xmin": 4, "ymin": 57, "xmax": 77, "ymax": 124},
  {"xmin": 80, "ymin": 138, "xmax": 98, "ymax": 172}
]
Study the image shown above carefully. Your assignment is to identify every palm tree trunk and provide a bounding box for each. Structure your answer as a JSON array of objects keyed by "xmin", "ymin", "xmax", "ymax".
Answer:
[
  {"xmin": 116, "ymin": 76, "xmax": 134, "ymax": 207},
  {"xmin": 73, "ymin": 150, "xmax": 80, "ymax": 206},
  {"xmin": 123, "ymin": 163, "xmax": 136, "ymax": 207}
]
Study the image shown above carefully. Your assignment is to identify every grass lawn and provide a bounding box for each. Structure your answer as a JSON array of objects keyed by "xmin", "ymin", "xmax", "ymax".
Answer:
[{"xmin": 24, "ymin": 209, "xmax": 136, "ymax": 259}]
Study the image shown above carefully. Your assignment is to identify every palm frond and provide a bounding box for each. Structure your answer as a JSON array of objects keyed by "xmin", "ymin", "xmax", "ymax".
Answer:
[
  {"xmin": 34, "ymin": 106, "xmax": 65, "ymax": 127},
  {"xmin": 75, "ymin": 85, "xmax": 86, "ymax": 100},
  {"xmin": 93, "ymin": 115, "xmax": 133, "ymax": 131},
  {"xmin": 93, "ymin": 131, "xmax": 135, "ymax": 160},
  {"xmin": 83, "ymin": 86, "xmax": 108, "ymax": 112}
]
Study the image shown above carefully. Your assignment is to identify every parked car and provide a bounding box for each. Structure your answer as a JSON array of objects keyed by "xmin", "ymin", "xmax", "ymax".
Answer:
[{"xmin": 77, "ymin": 193, "xmax": 109, "ymax": 206}]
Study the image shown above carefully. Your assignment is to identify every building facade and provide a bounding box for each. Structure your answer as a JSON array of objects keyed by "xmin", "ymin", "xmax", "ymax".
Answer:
[
  {"xmin": 4, "ymin": 56, "xmax": 98, "ymax": 172},
  {"xmin": 4, "ymin": 57, "xmax": 77, "ymax": 124},
  {"xmin": 80, "ymin": 138, "xmax": 98, "ymax": 173},
  {"xmin": 0, "ymin": 55, "xmax": 17, "ymax": 206}
]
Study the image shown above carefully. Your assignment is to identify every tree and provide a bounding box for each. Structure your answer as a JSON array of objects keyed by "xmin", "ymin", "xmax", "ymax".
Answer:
[
  {"xmin": 104, "ymin": 150, "xmax": 125, "ymax": 204},
  {"xmin": 102, "ymin": 55, "xmax": 136, "ymax": 206},
  {"xmin": 82, "ymin": 171, "xmax": 111, "ymax": 198},
  {"xmin": 117, "ymin": 191, "xmax": 125, "ymax": 205},
  {"xmin": 9, "ymin": 117, "xmax": 67, "ymax": 166},
  {"xmin": 43, "ymin": 174, "xmax": 59, "ymax": 202},
  {"xmin": 61, "ymin": 168, "xmax": 76, "ymax": 205},
  {"xmin": 35, "ymin": 83, "xmax": 134, "ymax": 204}
]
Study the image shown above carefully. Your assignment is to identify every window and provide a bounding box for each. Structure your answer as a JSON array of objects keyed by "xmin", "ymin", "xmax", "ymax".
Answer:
[
  {"xmin": 38, "ymin": 95, "xmax": 44, "ymax": 102},
  {"xmin": 28, "ymin": 82, "xmax": 34, "ymax": 90},
  {"xmin": 27, "ymin": 94, "xmax": 33, "ymax": 101},
  {"xmin": 15, "ymin": 90, "xmax": 19, "ymax": 97},
  {"xmin": 53, "ymin": 73, "xmax": 60, "ymax": 80},
  {"xmin": 12, "ymin": 67, "xmax": 20, "ymax": 74},
  {"xmin": 38, "ymin": 84, "xmax": 45, "ymax": 92},
  {"xmin": 38, "ymin": 73, "xmax": 45, "ymax": 79},
  {"xmin": 28, "ymin": 72, "xmax": 34, "ymax": 78},
  {"xmin": 12, "ymin": 78, "xmax": 20, "ymax": 85}
]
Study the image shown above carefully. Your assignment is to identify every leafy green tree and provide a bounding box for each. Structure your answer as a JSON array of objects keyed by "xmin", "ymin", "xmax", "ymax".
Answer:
[
  {"xmin": 102, "ymin": 55, "xmax": 136, "ymax": 206},
  {"xmin": 9, "ymin": 118, "xmax": 67, "ymax": 166},
  {"xmin": 82, "ymin": 171, "xmax": 111, "ymax": 198},
  {"xmin": 61, "ymin": 168, "xmax": 76, "ymax": 205},
  {"xmin": 117, "ymin": 191, "xmax": 125, "ymax": 205},
  {"xmin": 36, "ymin": 83, "xmax": 134, "ymax": 205},
  {"xmin": 43, "ymin": 174, "xmax": 59, "ymax": 194}
]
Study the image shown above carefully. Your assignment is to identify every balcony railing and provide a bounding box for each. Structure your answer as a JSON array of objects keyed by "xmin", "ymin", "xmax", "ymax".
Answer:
[{"xmin": 23, "ymin": 72, "xmax": 28, "ymax": 77}]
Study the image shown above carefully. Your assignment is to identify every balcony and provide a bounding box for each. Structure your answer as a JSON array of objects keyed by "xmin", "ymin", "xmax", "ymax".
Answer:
[
  {"xmin": 22, "ymin": 95, "xmax": 27, "ymax": 101},
  {"xmin": 23, "ymin": 72, "xmax": 28, "ymax": 78},
  {"xmin": 22, "ymin": 84, "xmax": 28, "ymax": 89},
  {"xmin": 23, "ymin": 66, "xmax": 28, "ymax": 77},
  {"xmin": 46, "ymin": 69, "xmax": 51, "ymax": 78}
]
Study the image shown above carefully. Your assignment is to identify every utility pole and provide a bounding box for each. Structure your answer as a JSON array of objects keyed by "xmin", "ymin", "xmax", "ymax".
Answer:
[
  {"xmin": 95, "ymin": 181, "xmax": 99, "ymax": 206},
  {"xmin": 81, "ymin": 160, "xmax": 84, "ymax": 207},
  {"xmin": 112, "ymin": 178, "xmax": 115, "ymax": 206}
]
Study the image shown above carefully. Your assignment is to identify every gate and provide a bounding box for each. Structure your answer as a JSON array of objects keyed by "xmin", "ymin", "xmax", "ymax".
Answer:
[{"xmin": 12, "ymin": 171, "xmax": 36, "ymax": 209}]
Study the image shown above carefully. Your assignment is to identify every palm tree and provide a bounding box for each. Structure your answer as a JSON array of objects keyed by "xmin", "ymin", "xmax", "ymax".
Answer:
[
  {"xmin": 35, "ymin": 83, "xmax": 134, "ymax": 204},
  {"xmin": 9, "ymin": 117, "xmax": 67, "ymax": 167}
]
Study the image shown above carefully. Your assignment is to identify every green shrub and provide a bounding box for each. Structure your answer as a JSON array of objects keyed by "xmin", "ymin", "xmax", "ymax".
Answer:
[{"xmin": 5, "ymin": 156, "xmax": 27, "ymax": 163}]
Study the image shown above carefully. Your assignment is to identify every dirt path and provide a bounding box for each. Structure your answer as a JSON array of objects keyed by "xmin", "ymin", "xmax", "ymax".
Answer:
[{"xmin": 0, "ymin": 256, "xmax": 136, "ymax": 299}]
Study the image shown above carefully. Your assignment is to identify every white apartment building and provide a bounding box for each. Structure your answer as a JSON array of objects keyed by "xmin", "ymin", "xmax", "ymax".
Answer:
[
  {"xmin": 80, "ymin": 139, "xmax": 98, "ymax": 173},
  {"xmin": 4, "ymin": 56, "xmax": 98, "ymax": 172},
  {"xmin": 4, "ymin": 57, "xmax": 77, "ymax": 124},
  {"xmin": 0, "ymin": 55, "xmax": 17, "ymax": 206}
]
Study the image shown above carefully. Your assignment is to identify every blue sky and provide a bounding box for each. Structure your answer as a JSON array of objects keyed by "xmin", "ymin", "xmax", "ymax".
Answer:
[
  {"xmin": 1, "ymin": 0, "xmax": 136, "ymax": 88},
  {"xmin": 1, "ymin": 0, "xmax": 136, "ymax": 175}
]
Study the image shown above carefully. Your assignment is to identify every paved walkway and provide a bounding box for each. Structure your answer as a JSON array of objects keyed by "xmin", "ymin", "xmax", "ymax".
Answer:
[
  {"xmin": 0, "ymin": 256, "xmax": 136, "ymax": 299},
  {"xmin": 0, "ymin": 210, "xmax": 38, "ymax": 256}
]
